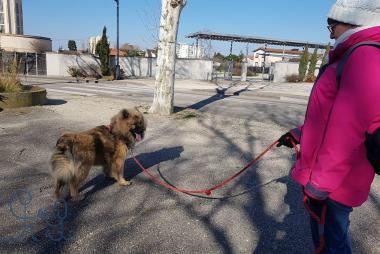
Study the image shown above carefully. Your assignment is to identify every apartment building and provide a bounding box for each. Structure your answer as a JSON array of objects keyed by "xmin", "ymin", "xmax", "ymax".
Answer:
[{"xmin": 0, "ymin": 0, "xmax": 23, "ymax": 34}]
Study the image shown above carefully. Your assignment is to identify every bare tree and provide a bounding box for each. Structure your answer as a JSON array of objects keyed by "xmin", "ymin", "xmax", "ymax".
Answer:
[
  {"xmin": 30, "ymin": 41, "xmax": 46, "ymax": 53},
  {"xmin": 149, "ymin": 0, "xmax": 187, "ymax": 115},
  {"xmin": 120, "ymin": 43, "xmax": 140, "ymax": 51},
  {"xmin": 137, "ymin": 0, "xmax": 161, "ymax": 46}
]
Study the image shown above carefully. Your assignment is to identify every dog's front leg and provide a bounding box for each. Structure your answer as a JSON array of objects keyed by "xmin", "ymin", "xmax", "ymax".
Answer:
[
  {"xmin": 111, "ymin": 142, "xmax": 131, "ymax": 186},
  {"xmin": 111, "ymin": 160, "xmax": 131, "ymax": 186},
  {"xmin": 69, "ymin": 179, "xmax": 85, "ymax": 201}
]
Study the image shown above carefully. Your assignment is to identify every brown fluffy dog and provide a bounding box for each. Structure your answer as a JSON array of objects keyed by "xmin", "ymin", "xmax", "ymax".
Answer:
[{"xmin": 50, "ymin": 108, "xmax": 146, "ymax": 201}]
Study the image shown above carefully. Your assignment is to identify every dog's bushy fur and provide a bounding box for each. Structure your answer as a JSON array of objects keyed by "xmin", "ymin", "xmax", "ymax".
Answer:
[{"xmin": 51, "ymin": 108, "xmax": 146, "ymax": 201}]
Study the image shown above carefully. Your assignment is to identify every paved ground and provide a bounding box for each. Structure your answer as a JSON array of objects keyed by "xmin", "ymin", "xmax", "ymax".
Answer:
[{"xmin": 0, "ymin": 78, "xmax": 379, "ymax": 253}]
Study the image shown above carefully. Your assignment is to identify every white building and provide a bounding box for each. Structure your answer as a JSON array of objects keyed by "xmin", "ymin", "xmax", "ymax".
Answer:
[
  {"xmin": 0, "ymin": 33, "xmax": 51, "ymax": 52},
  {"xmin": 88, "ymin": 35, "xmax": 102, "ymax": 54},
  {"xmin": 144, "ymin": 49, "xmax": 157, "ymax": 58},
  {"xmin": 0, "ymin": 0, "xmax": 52, "ymax": 53},
  {"xmin": 247, "ymin": 47, "xmax": 303, "ymax": 67},
  {"xmin": 176, "ymin": 43, "xmax": 204, "ymax": 59},
  {"xmin": 0, "ymin": 0, "xmax": 23, "ymax": 34}
]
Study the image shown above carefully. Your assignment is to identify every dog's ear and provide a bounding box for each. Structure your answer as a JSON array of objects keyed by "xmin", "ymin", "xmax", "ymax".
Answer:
[
  {"xmin": 121, "ymin": 109, "xmax": 129, "ymax": 119},
  {"xmin": 56, "ymin": 136, "xmax": 72, "ymax": 152}
]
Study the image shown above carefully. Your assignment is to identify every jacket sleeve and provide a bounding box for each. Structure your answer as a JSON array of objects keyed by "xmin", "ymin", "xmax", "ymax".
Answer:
[
  {"xmin": 305, "ymin": 46, "xmax": 380, "ymax": 199},
  {"xmin": 289, "ymin": 126, "xmax": 302, "ymax": 143}
]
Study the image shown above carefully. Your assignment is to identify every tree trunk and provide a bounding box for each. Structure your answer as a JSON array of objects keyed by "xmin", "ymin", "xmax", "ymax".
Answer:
[
  {"xmin": 149, "ymin": 0, "xmax": 186, "ymax": 115},
  {"xmin": 241, "ymin": 60, "xmax": 247, "ymax": 82}
]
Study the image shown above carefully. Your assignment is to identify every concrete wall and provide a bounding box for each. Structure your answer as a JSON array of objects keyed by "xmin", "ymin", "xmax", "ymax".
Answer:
[
  {"xmin": 273, "ymin": 61, "xmax": 322, "ymax": 82},
  {"xmin": 46, "ymin": 53, "xmax": 213, "ymax": 80},
  {"xmin": 46, "ymin": 52, "xmax": 100, "ymax": 77},
  {"xmin": 272, "ymin": 62, "xmax": 299, "ymax": 82},
  {"xmin": 119, "ymin": 57, "xmax": 155, "ymax": 78},
  {"xmin": 175, "ymin": 58, "xmax": 213, "ymax": 80},
  {"xmin": 120, "ymin": 57, "xmax": 213, "ymax": 80},
  {"xmin": 118, "ymin": 57, "xmax": 213, "ymax": 80},
  {"xmin": 0, "ymin": 34, "xmax": 52, "ymax": 53}
]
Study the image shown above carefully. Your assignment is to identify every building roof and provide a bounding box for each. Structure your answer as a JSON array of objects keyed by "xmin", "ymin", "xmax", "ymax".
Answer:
[
  {"xmin": 0, "ymin": 33, "xmax": 52, "ymax": 41},
  {"xmin": 253, "ymin": 47, "xmax": 303, "ymax": 55},
  {"xmin": 186, "ymin": 31, "xmax": 328, "ymax": 48},
  {"xmin": 110, "ymin": 48, "xmax": 128, "ymax": 57}
]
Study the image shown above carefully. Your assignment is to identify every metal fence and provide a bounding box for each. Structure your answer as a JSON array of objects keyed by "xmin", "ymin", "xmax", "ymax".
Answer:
[
  {"xmin": 0, "ymin": 52, "xmax": 47, "ymax": 75},
  {"xmin": 213, "ymin": 61, "xmax": 271, "ymax": 80}
]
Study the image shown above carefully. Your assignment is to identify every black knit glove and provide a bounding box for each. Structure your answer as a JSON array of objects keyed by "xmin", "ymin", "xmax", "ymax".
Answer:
[
  {"xmin": 365, "ymin": 129, "xmax": 380, "ymax": 175},
  {"xmin": 276, "ymin": 132, "xmax": 299, "ymax": 148}
]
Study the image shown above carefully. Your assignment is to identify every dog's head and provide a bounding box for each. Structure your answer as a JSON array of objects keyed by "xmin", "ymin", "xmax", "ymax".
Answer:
[{"xmin": 110, "ymin": 108, "xmax": 147, "ymax": 147}]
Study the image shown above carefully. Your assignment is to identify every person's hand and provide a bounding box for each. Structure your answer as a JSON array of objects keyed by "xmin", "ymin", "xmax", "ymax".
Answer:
[{"xmin": 276, "ymin": 132, "xmax": 299, "ymax": 148}]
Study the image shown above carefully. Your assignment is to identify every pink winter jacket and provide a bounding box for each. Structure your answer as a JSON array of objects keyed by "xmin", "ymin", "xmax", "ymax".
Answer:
[{"xmin": 291, "ymin": 26, "xmax": 380, "ymax": 207}]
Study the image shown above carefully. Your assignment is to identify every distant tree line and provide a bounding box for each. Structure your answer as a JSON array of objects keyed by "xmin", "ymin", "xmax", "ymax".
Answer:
[
  {"xmin": 297, "ymin": 43, "xmax": 330, "ymax": 82},
  {"xmin": 213, "ymin": 52, "xmax": 245, "ymax": 63}
]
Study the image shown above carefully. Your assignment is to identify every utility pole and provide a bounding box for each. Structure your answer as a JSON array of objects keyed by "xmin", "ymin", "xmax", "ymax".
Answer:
[
  {"xmin": 114, "ymin": 0, "xmax": 120, "ymax": 80},
  {"xmin": 262, "ymin": 43, "xmax": 267, "ymax": 81}
]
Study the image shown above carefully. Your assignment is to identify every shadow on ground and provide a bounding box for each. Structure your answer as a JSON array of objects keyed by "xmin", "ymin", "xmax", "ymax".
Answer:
[
  {"xmin": 9, "ymin": 146, "xmax": 185, "ymax": 253},
  {"xmin": 45, "ymin": 99, "xmax": 67, "ymax": 106},
  {"xmin": 78, "ymin": 146, "xmax": 185, "ymax": 195},
  {"xmin": 0, "ymin": 102, "xmax": 376, "ymax": 254}
]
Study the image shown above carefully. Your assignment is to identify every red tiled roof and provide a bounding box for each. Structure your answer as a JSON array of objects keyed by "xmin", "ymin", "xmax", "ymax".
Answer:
[{"xmin": 110, "ymin": 48, "xmax": 128, "ymax": 57}]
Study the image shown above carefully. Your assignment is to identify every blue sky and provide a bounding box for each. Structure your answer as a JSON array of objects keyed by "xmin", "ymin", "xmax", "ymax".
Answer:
[{"xmin": 24, "ymin": 0, "xmax": 334, "ymax": 54}]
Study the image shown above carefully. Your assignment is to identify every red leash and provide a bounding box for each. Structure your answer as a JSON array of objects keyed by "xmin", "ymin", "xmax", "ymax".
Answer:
[
  {"xmin": 304, "ymin": 195, "xmax": 327, "ymax": 254},
  {"xmin": 132, "ymin": 139, "xmax": 299, "ymax": 196},
  {"xmin": 133, "ymin": 139, "xmax": 327, "ymax": 252}
]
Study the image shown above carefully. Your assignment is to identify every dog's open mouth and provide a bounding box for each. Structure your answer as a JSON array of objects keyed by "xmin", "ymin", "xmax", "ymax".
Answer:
[
  {"xmin": 130, "ymin": 130, "xmax": 143, "ymax": 142},
  {"xmin": 135, "ymin": 133, "xmax": 142, "ymax": 142}
]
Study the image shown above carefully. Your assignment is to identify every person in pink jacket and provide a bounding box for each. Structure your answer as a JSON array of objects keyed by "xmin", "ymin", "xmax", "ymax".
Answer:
[{"xmin": 277, "ymin": 0, "xmax": 380, "ymax": 253}]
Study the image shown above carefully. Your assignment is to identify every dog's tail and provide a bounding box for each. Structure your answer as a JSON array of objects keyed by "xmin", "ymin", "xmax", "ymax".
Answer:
[{"xmin": 51, "ymin": 135, "xmax": 76, "ymax": 197}]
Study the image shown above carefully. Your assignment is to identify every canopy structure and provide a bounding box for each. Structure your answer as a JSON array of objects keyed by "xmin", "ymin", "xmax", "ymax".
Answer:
[
  {"xmin": 186, "ymin": 31, "xmax": 329, "ymax": 50},
  {"xmin": 186, "ymin": 31, "xmax": 329, "ymax": 81}
]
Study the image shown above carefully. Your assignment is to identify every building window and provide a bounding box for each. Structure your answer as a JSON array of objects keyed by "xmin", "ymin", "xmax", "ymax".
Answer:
[
  {"xmin": 0, "ymin": 0, "xmax": 3, "ymax": 32},
  {"xmin": 16, "ymin": 3, "xmax": 20, "ymax": 26}
]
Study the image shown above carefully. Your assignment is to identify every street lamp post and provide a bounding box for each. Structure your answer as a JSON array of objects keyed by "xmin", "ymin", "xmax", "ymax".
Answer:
[{"xmin": 114, "ymin": 0, "xmax": 120, "ymax": 80}]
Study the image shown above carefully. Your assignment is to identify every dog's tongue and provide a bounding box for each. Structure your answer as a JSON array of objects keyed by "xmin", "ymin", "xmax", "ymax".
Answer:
[{"xmin": 135, "ymin": 134, "xmax": 142, "ymax": 142}]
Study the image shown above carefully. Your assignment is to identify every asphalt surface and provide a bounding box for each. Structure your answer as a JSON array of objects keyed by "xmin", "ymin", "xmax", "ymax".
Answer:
[
  {"xmin": 22, "ymin": 77, "xmax": 309, "ymax": 125},
  {"xmin": 0, "ymin": 77, "xmax": 379, "ymax": 254}
]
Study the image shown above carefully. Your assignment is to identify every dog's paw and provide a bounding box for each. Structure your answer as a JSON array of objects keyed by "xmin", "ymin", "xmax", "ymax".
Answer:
[{"xmin": 118, "ymin": 179, "xmax": 132, "ymax": 186}]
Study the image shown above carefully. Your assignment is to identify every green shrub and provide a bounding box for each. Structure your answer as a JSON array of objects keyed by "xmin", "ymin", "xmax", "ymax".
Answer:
[
  {"xmin": 305, "ymin": 75, "xmax": 317, "ymax": 83},
  {"xmin": 298, "ymin": 45, "xmax": 309, "ymax": 82},
  {"xmin": 95, "ymin": 27, "xmax": 110, "ymax": 76},
  {"xmin": 307, "ymin": 48, "xmax": 318, "ymax": 81},
  {"xmin": 321, "ymin": 43, "xmax": 331, "ymax": 66},
  {"xmin": 68, "ymin": 40, "xmax": 77, "ymax": 51},
  {"xmin": 68, "ymin": 66, "xmax": 86, "ymax": 78},
  {"xmin": 100, "ymin": 75, "xmax": 114, "ymax": 81},
  {"xmin": 0, "ymin": 59, "xmax": 22, "ymax": 93},
  {"xmin": 285, "ymin": 74, "xmax": 300, "ymax": 83}
]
